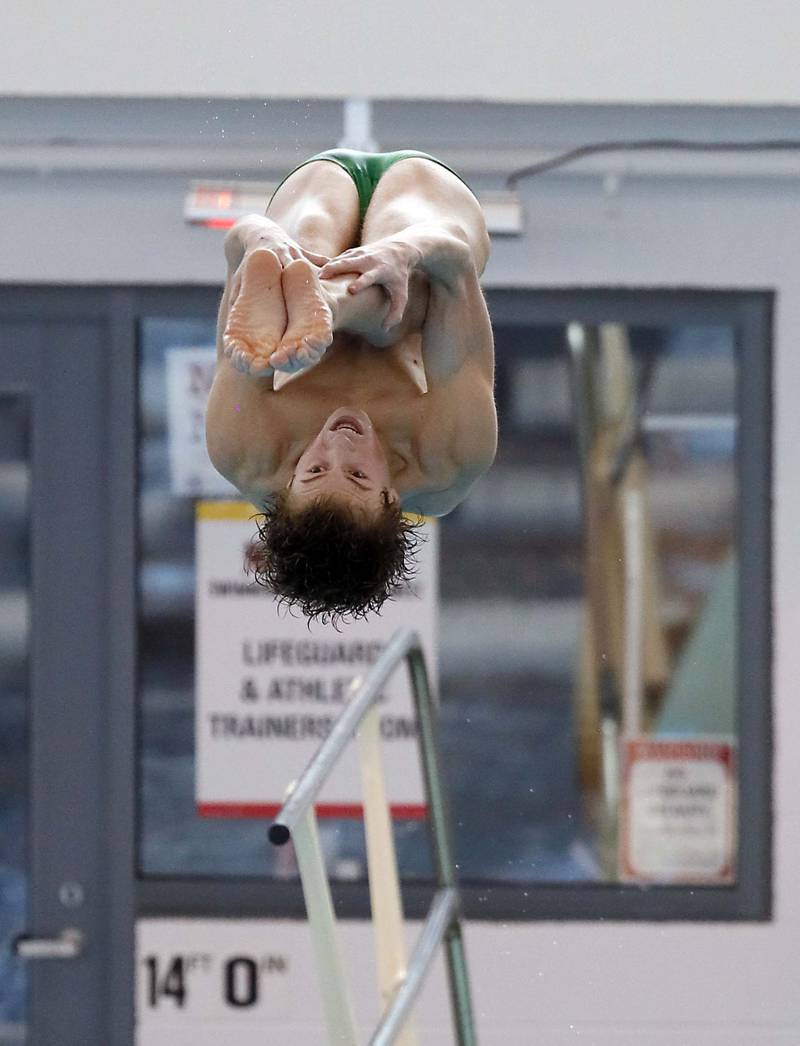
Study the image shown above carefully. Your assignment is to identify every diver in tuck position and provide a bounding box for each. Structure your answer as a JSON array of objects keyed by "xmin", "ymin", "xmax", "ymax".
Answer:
[{"xmin": 205, "ymin": 148, "xmax": 497, "ymax": 623}]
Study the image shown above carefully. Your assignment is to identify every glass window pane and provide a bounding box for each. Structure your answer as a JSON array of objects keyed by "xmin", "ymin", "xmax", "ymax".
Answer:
[
  {"xmin": 0, "ymin": 394, "xmax": 31, "ymax": 1040},
  {"xmin": 137, "ymin": 305, "xmax": 741, "ymax": 893}
]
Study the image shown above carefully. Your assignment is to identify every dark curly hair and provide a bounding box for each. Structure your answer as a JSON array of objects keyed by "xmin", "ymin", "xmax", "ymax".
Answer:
[{"xmin": 245, "ymin": 490, "xmax": 424, "ymax": 626}]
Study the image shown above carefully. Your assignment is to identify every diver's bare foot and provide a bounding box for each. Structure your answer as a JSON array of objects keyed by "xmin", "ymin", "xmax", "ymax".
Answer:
[
  {"xmin": 222, "ymin": 248, "xmax": 286, "ymax": 377},
  {"xmin": 269, "ymin": 258, "xmax": 334, "ymax": 374}
]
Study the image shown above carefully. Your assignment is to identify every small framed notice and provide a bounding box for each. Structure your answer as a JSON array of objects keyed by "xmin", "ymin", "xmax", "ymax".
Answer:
[{"xmin": 621, "ymin": 738, "xmax": 737, "ymax": 883}]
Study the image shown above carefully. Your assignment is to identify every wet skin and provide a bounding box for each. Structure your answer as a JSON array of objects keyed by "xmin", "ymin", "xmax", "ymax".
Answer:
[
  {"xmin": 207, "ymin": 163, "xmax": 498, "ymax": 518},
  {"xmin": 287, "ymin": 407, "xmax": 399, "ymax": 515}
]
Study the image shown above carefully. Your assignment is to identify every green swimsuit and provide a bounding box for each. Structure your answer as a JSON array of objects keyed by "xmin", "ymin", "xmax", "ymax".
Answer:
[{"xmin": 268, "ymin": 148, "xmax": 472, "ymax": 222}]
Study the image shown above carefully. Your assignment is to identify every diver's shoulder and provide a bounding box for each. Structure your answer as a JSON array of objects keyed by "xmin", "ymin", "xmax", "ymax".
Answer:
[{"xmin": 401, "ymin": 462, "xmax": 488, "ymax": 517}]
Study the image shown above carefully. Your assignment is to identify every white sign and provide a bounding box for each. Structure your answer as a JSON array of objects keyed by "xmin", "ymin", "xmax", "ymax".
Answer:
[
  {"xmin": 137, "ymin": 920, "xmax": 293, "ymax": 1029},
  {"xmin": 136, "ymin": 917, "xmax": 449, "ymax": 1045},
  {"xmin": 165, "ymin": 347, "xmax": 238, "ymax": 498},
  {"xmin": 195, "ymin": 501, "xmax": 438, "ymax": 819},
  {"xmin": 621, "ymin": 738, "xmax": 737, "ymax": 883}
]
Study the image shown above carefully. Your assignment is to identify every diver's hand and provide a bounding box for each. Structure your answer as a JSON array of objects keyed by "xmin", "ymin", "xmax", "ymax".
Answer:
[
  {"xmin": 319, "ymin": 239, "xmax": 421, "ymax": 332},
  {"xmin": 225, "ymin": 215, "xmax": 330, "ymax": 272}
]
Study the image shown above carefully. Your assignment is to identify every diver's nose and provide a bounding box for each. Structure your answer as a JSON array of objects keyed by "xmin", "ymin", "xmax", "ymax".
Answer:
[
  {"xmin": 327, "ymin": 431, "xmax": 358, "ymax": 456},
  {"xmin": 330, "ymin": 447, "xmax": 358, "ymax": 471}
]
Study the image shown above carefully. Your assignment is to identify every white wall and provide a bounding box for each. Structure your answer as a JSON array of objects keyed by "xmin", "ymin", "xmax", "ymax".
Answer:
[{"xmin": 5, "ymin": 0, "xmax": 800, "ymax": 104}]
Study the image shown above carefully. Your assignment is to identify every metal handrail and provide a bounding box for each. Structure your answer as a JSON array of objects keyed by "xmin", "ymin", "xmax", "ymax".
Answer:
[
  {"xmin": 269, "ymin": 627, "xmax": 477, "ymax": 1046},
  {"xmin": 369, "ymin": 888, "xmax": 458, "ymax": 1046},
  {"xmin": 268, "ymin": 628, "xmax": 415, "ymax": 847}
]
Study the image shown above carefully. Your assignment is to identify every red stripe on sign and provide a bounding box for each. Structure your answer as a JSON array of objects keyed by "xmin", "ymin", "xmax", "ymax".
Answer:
[{"xmin": 197, "ymin": 802, "xmax": 427, "ymax": 820}]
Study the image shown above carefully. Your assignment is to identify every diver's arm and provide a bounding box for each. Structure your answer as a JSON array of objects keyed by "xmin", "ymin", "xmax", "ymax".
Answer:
[
  {"xmin": 224, "ymin": 214, "xmax": 330, "ymax": 271},
  {"xmin": 318, "ymin": 220, "xmax": 494, "ymax": 381}
]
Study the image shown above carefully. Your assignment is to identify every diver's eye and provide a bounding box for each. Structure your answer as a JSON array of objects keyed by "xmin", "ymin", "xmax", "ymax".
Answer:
[{"xmin": 350, "ymin": 470, "xmax": 367, "ymax": 479}]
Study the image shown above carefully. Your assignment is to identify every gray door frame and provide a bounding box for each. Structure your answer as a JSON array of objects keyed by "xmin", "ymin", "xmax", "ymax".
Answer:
[{"xmin": 0, "ymin": 288, "xmax": 136, "ymax": 1045}]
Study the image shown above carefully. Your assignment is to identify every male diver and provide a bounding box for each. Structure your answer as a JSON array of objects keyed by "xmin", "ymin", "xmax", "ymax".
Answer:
[{"xmin": 205, "ymin": 149, "xmax": 496, "ymax": 623}]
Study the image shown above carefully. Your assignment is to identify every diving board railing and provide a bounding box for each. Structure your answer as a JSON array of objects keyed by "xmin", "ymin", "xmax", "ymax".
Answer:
[{"xmin": 268, "ymin": 627, "xmax": 477, "ymax": 1046}]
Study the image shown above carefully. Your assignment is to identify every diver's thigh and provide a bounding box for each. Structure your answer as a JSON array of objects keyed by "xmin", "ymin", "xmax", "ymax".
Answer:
[
  {"xmin": 361, "ymin": 157, "xmax": 489, "ymax": 271},
  {"xmin": 267, "ymin": 159, "xmax": 361, "ymax": 256}
]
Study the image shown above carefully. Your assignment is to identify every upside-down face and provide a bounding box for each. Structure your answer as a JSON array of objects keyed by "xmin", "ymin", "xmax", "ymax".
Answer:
[{"xmin": 287, "ymin": 407, "xmax": 399, "ymax": 514}]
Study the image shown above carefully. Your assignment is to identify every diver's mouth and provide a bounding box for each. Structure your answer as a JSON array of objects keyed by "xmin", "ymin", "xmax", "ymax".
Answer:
[{"xmin": 330, "ymin": 416, "xmax": 364, "ymax": 436}]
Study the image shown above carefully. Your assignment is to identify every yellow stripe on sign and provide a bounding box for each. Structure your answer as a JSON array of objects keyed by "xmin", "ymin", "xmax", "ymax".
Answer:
[
  {"xmin": 403, "ymin": 512, "xmax": 436, "ymax": 525},
  {"xmin": 196, "ymin": 500, "xmax": 258, "ymax": 521}
]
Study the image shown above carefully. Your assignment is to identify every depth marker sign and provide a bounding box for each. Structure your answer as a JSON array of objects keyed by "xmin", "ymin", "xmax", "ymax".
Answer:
[{"xmin": 195, "ymin": 501, "xmax": 437, "ymax": 819}]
